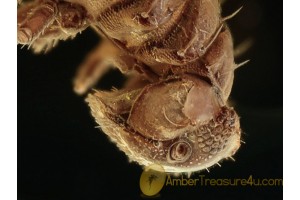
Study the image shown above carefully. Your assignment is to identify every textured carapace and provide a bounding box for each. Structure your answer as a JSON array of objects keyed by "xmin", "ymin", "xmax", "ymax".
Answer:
[{"xmin": 18, "ymin": 0, "xmax": 242, "ymax": 173}]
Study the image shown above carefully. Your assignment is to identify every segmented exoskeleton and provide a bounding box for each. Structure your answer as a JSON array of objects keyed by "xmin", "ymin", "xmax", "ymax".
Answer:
[{"xmin": 18, "ymin": 0, "xmax": 244, "ymax": 173}]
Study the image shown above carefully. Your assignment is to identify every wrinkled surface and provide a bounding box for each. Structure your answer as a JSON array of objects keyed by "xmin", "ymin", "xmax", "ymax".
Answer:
[{"xmin": 18, "ymin": 0, "xmax": 241, "ymax": 173}]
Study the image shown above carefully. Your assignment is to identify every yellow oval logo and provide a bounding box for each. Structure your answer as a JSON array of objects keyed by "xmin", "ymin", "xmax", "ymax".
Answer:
[{"xmin": 140, "ymin": 164, "xmax": 166, "ymax": 196}]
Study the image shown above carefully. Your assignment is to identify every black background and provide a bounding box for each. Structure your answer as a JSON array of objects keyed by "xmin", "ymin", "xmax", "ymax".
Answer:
[{"xmin": 18, "ymin": 0, "xmax": 282, "ymax": 199}]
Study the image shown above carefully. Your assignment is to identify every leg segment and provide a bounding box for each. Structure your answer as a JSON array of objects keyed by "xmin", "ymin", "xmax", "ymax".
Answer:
[
  {"xmin": 73, "ymin": 40, "xmax": 138, "ymax": 95},
  {"xmin": 29, "ymin": 21, "xmax": 72, "ymax": 53},
  {"xmin": 17, "ymin": 1, "xmax": 37, "ymax": 26},
  {"xmin": 18, "ymin": 0, "xmax": 58, "ymax": 44},
  {"xmin": 18, "ymin": 0, "xmax": 89, "ymax": 52}
]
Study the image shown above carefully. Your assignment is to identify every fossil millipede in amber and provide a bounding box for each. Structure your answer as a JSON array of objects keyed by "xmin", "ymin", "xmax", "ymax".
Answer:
[{"xmin": 18, "ymin": 0, "xmax": 244, "ymax": 173}]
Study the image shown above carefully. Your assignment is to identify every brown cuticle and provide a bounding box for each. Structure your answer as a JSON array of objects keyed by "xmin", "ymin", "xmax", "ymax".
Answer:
[{"xmin": 18, "ymin": 0, "xmax": 244, "ymax": 173}]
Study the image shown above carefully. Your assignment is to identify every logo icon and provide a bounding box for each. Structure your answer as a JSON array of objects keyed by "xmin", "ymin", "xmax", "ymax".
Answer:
[{"xmin": 140, "ymin": 164, "xmax": 166, "ymax": 196}]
